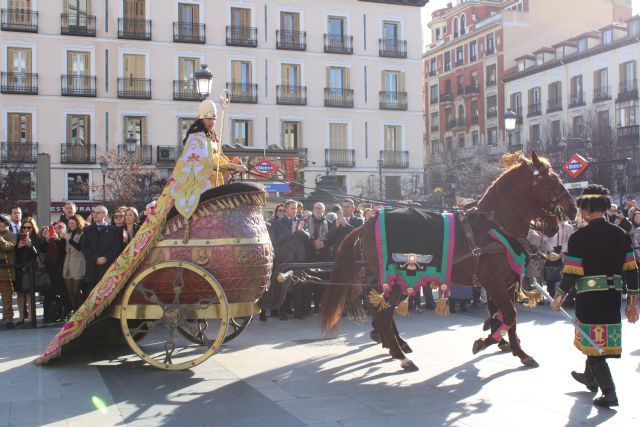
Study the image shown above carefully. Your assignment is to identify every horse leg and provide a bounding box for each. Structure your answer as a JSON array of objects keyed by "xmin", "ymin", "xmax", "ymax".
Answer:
[
  {"xmin": 506, "ymin": 290, "xmax": 538, "ymax": 367},
  {"xmin": 392, "ymin": 320, "xmax": 412, "ymax": 353},
  {"xmin": 482, "ymin": 298, "xmax": 510, "ymax": 352},
  {"xmin": 372, "ymin": 284, "xmax": 417, "ymax": 371}
]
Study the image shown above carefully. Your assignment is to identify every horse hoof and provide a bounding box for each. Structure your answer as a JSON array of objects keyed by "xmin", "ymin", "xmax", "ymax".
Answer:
[
  {"xmin": 401, "ymin": 359, "xmax": 419, "ymax": 372},
  {"xmin": 472, "ymin": 339, "xmax": 486, "ymax": 355},
  {"xmin": 399, "ymin": 342, "xmax": 413, "ymax": 354},
  {"xmin": 370, "ymin": 330, "xmax": 381, "ymax": 343},
  {"xmin": 521, "ymin": 357, "xmax": 539, "ymax": 368},
  {"xmin": 498, "ymin": 340, "xmax": 511, "ymax": 352}
]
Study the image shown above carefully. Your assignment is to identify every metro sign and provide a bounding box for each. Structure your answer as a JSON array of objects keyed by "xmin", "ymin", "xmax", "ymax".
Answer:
[
  {"xmin": 252, "ymin": 160, "xmax": 278, "ymax": 177},
  {"xmin": 562, "ymin": 153, "xmax": 589, "ymax": 179}
]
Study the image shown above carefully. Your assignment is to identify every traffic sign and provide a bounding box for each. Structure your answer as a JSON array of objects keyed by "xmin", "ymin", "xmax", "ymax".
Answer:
[
  {"xmin": 252, "ymin": 160, "xmax": 278, "ymax": 177},
  {"xmin": 564, "ymin": 180, "xmax": 588, "ymax": 190},
  {"xmin": 562, "ymin": 154, "xmax": 589, "ymax": 179}
]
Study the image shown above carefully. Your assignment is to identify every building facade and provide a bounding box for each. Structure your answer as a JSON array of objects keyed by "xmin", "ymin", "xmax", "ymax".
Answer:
[
  {"xmin": 0, "ymin": 0, "xmax": 426, "ymax": 217},
  {"xmin": 422, "ymin": 0, "xmax": 631, "ymax": 203},
  {"xmin": 504, "ymin": 15, "xmax": 640, "ymax": 196}
]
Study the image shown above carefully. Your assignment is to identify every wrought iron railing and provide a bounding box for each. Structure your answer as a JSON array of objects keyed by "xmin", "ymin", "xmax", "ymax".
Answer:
[
  {"xmin": 276, "ymin": 30, "xmax": 307, "ymax": 50},
  {"xmin": 173, "ymin": 22, "xmax": 205, "ymax": 43},
  {"xmin": 226, "ymin": 83, "xmax": 258, "ymax": 103},
  {"xmin": 0, "ymin": 141, "xmax": 38, "ymax": 163},
  {"xmin": 379, "ymin": 91, "xmax": 407, "ymax": 110},
  {"xmin": 593, "ymin": 86, "xmax": 611, "ymax": 102},
  {"xmin": 118, "ymin": 144, "xmax": 152, "ymax": 165},
  {"xmin": 379, "ymin": 150, "xmax": 409, "ymax": 168},
  {"xmin": 61, "ymin": 13, "xmax": 95, "ymax": 36},
  {"xmin": 617, "ymin": 79, "xmax": 638, "ymax": 102},
  {"xmin": 0, "ymin": 72, "xmax": 37, "ymax": 94},
  {"xmin": 569, "ymin": 92, "xmax": 585, "ymax": 108},
  {"xmin": 324, "ymin": 34, "xmax": 353, "ymax": 54},
  {"xmin": 225, "ymin": 26, "xmax": 257, "ymax": 47},
  {"xmin": 118, "ymin": 18, "xmax": 151, "ymax": 40},
  {"xmin": 547, "ymin": 97, "xmax": 562, "ymax": 113},
  {"xmin": 378, "ymin": 38, "xmax": 407, "ymax": 58},
  {"xmin": 527, "ymin": 102, "xmax": 542, "ymax": 117},
  {"xmin": 118, "ymin": 78, "xmax": 151, "ymax": 99},
  {"xmin": 61, "ymin": 144, "xmax": 96, "ymax": 164},
  {"xmin": 156, "ymin": 146, "xmax": 180, "ymax": 165},
  {"xmin": 173, "ymin": 80, "xmax": 200, "ymax": 101},
  {"xmin": 325, "ymin": 149, "xmax": 355, "ymax": 167},
  {"xmin": 61, "ymin": 75, "xmax": 96, "ymax": 97},
  {"xmin": 1, "ymin": 9, "xmax": 37, "ymax": 32},
  {"xmin": 276, "ymin": 85, "xmax": 307, "ymax": 105},
  {"xmin": 324, "ymin": 88, "xmax": 354, "ymax": 108}
]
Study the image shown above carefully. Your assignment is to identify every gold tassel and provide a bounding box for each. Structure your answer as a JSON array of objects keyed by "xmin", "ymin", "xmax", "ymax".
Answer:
[
  {"xmin": 517, "ymin": 288, "xmax": 528, "ymax": 302},
  {"xmin": 435, "ymin": 298, "xmax": 449, "ymax": 316},
  {"xmin": 524, "ymin": 290, "xmax": 543, "ymax": 308},
  {"xmin": 396, "ymin": 297, "xmax": 410, "ymax": 316},
  {"xmin": 368, "ymin": 289, "xmax": 390, "ymax": 311}
]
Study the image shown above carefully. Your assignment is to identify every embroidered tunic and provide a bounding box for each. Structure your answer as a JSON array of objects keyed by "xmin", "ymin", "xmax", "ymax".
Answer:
[{"xmin": 558, "ymin": 217, "xmax": 639, "ymax": 357}]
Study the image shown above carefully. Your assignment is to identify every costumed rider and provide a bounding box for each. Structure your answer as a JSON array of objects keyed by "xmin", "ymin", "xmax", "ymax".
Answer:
[{"xmin": 551, "ymin": 184, "xmax": 639, "ymax": 408}]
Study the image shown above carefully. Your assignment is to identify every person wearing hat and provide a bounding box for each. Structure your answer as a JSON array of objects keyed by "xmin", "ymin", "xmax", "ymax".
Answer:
[
  {"xmin": 0, "ymin": 213, "xmax": 17, "ymax": 329},
  {"xmin": 551, "ymin": 184, "xmax": 639, "ymax": 408}
]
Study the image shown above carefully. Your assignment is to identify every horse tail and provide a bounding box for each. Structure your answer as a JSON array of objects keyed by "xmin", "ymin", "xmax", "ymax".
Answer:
[{"xmin": 320, "ymin": 226, "xmax": 366, "ymax": 335}]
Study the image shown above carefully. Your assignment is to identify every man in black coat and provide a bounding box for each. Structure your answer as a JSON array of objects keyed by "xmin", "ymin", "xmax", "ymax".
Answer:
[
  {"xmin": 81, "ymin": 205, "xmax": 122, "ymax": 295},
  {"xmin": 327, "ymin": 198, "xmax": 364, "ymax": 255},
  {"xmin": 272, "ymin": 199, "xmax": 309, "ymax": 319}
]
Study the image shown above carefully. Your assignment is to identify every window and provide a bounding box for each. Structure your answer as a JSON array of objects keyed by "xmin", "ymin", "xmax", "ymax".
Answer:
[
  {"xmin": 383, "ymin": 70, "xmax": 400, "ymax": 93},
  {"xmin": 602, "ymin": 29, "xmax": 613, "ymax": 45},
  {"xmin": 535, "ymin": 53, "xmax": 544, "ymax": 66},
  {"xmin": 178, "ymin": 117, "xmax": 196, "ymax": 143},
  {"xmin": 469, "ymin": 40, "xmax": 477, "ymax": 62},
  {"xmin": 572, "ymin": 115, "xmax": 585, "ymax": 137},
  {"xmin": 385, "ymin": 176, "xmax": 401, "ymax": 200},
  {"xmin": 231, "ymin": 60, "xmax": 252, "ymax": 84},
  {"xmin": 431, "ymin": 139, "xmax": 441, "ymax": 154},
  {"xmin": 281, "ymin": 11, "xmax": 301, "ymax": 32},
  {"xmin": 444, "ymin": 51, "xmax": 451, "ymax": 72},
  {"xmin": 6, "ymin": 47, "xmax": 33, "ymax": 88},
  {"xmin": 430, "ymin": 112, "xmax": 439, "ymax": 130},
  {"xmin": 430, "ymin": 58, "xmax": 436, "ymax": 75},
  {"xmin": 327, "ymin": 15, "xmax": 345, "ymax": 36},
  {"xmin": 486, "ymin": 33, "xmax": 495, "ymax": 54},
  {"xmin": 231, "ymin": 119, "xmax": 252, "ymax": 146},
  {"xmin": 470, "ymin": 71, "xmax": 478, "ymax": 89},
  {"xmin": 486, "ymin": 95, "xmax": 497, "ymax": 118},
  {"xmin": 329, "ymin": 123, "xmax": 348, "ymax": 149},
  {"xmin": 123, "ymin": 53, "xmax": 145, "ymax": 92},
  {"xmin": 570, "ymin": 75, "xmax": 583, "ymax": 105},
  {"xmin": 471, "ymin": 99, "xmax": 479, "ymax": 123},
  {"xmin": 510, "ymin": 92, "xmax": 522, "ymax": 115},
  {"xmin": 460, "ymin": 14, "xmax": 466, "ymax": 35},
  {"xmin": 616, "ymin": 100, "xmax": 639, "ymax": 127},
  {"xmin": 488, "ymin": 127, "xmax": 497, "ymax": 145},
  {"xmin": 124, "ymin": 116, "xmax": 146, "ymax": 146},
  {"xmin": 445, "ymin": 136, "xmax": 452, "ymax": 151},
  {"xmin": 486, "ymin": 64, "xmax": 496, "ymax": 86},
  {"xmin": 67, "ymin": 51, "xmax": 90, "ymax": 76},
  {"xmin": 548, "ymin": 81, "xmax": 562, "ymax": 110},
  {"xmin": 455, "ymin": 46, "xmax": 463, "ymax": 65},
  {"xmin": 456, "ymin": 75, "xmax": 464, "ymax": 95},
  {"xmin": 327, "ymin": 66, "xmax": 348, "ymax": 89},
  {"xmin": 529, "ymin": 124, "xmax": 541, "ymax": 147},
  {"xmin": 594, "ymin": 68, "xmax": 608, "ymax": 94},
  {"xmin": 577, "ymin": 38, "xmax": 587, "ymax": 53},
  {"xmin": 457, "ymin": 134, "xmax": 465, "ymax": 148},
  {"xmin": 67, "ymin": 172, "xmax": 89, "ymax": 200},
  {"xmin": 430, "ymin": 84, "xmax": 439, "ymax": 103},
  {"xmin": 620, "ymin": 61, "xmax": 636, "ymax": 92},
  {"xmin": 7, "ymin": 112, "xmax": 32, "ymax": 144},
  {"xmin": 282, "ymin": 121, "xmax": 301, "ymax": 149},
  {"xmin": 66, "ymin": 0, "xmax": 89, "ymax": 18},
  {"xmin": 453, "ymin": 17, "xmax": 458, "ymax": 38},
  {"xmin": 551, "ymin": 120, "xmax": 562, "ymax": 143},
  {"xmin": 471, "ymin": 130, "xmax": 479, "ymax": 146},
  {"xmin": 383, "ymin": 20, "xmax": 399, "ymax": 41},
  {"xmin": 384, "ymin": 125, "xmax": 401, "ymax": 151},
  {"xmin": 178, "ymin": 2, "xmax": 200, "ymax": 36},
  {"xmin": 457, "ymin": 104, "xmax": 465, "ymax": 120},
  {"xmin": 629, "ymin": 20, "xmax": 640, "ymax": 37},
  {"xmin": 177, "ymin": 56, "xmax": 199, "ymax": 93},
  {"xmin": 67, "ymin": 114, "xmax": 90, "ymax": 146},
  {"xmin": 281, "ymin": 63, "xmax": 301, "ymax": 87}
]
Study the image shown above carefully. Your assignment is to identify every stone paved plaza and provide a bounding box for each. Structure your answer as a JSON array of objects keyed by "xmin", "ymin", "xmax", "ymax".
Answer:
[{"xmin": 1, "ymin": 304, "xmax": 639, "ymax": 427}]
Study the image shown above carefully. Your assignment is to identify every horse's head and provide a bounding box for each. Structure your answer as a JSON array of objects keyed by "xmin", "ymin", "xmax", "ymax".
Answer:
[{"xmin": 528, "ymin": 151, "xmax": 577, "ymax": 223}]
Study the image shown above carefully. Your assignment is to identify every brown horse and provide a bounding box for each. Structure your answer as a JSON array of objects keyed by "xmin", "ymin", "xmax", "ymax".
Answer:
[{"xmin": 320, "ymin": 152, "xmax": 577, "ymax": 371}]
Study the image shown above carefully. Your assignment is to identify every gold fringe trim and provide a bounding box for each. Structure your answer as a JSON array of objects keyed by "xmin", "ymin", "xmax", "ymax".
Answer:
[
  {"xmin": 524, "ymin": 289, "xmax": 543, "ymax": 308},
  {"xmin": 622, "ymin": 261, "xmax": 637, "ymax": 271},
  {"xmin": 517, "ymin": 288, "xmax": 528, "ymax": 303},
  {"xmin": 563, "ymin": 265, "xmax": 584, "ymax": 276},
  {"xmin": 368, "ymin": 289, "xmax": 390, "ymax": 311},
  {"xmin": 396, "ymin": 297, "xmax": 410, "ymax": 317},
  {"xmin": 435, "ymin": 298, "xmax": 449, "ymax": 316}
]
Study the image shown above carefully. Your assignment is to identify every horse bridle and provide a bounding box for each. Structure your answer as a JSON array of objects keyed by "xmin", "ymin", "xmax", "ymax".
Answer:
[{"xmin": 529, "ymin": 164, "xmax": 568, "ymax": 220}]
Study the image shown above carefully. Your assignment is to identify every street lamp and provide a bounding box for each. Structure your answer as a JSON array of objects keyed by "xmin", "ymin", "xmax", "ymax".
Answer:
[
  {"xmin": 194, "ymin": 63, "xmax": 213, "ymax": 100},
  {"xmin": 126, "ymin": 133, "xmax": 138, "ymax": 153},
  {"xmin": 449, "ymin": 176, "xmax": 457, "ymax": 208},
  {"xmin": 558, "ymin": 138, "xmax": 568, "ymax": 163},
  {"xmin": 99, "ymin": 159, "xmax": 108, "ymax": 202},
  {"xmin": 504, "ymin": 109, "xmax": 517, "ymax": 151}
]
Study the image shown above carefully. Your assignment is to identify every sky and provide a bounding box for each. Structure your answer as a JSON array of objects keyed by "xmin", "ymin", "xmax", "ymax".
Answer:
[{"xmin": 420, "ymin": 0, "xmax": 640, "ymax": 48}]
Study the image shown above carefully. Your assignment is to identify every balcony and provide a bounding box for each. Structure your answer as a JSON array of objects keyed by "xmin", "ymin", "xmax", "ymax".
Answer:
[
  {"xmin": 446, "ymin": 119, "xmax": 456, "ymax": 131},
  {"xmin": 379, "ymin": 91, "xmax": 407, "ymax": 110},
  {"xmin": 325, "ymin": 149, "xmax": 355, "ymax": 167},
  {"xmin": 173, "ymin": 80, "xmax": 200, "ymax": 101},
  {"xmin": 547, "ymin": 97, "xmax": 562, "ymax": 113},
  {"xmin": 617, "ymin": 79, "xmax": 638, "ymax": 102},
  {"xmin": 1, "ymin": 9, "xmax": 37, "ymax": 32},
  {"xmin": 465, "ymin": 84, "xmax": 479, "ymax": 95},
  {"xmin": 118, "ymin": 18, "xmax": 151, "ymax": 40},
  {"xmin": 61, "ymin": 13, "xmax": 95, "ymax": 36},
  {"xmin": 379, "ymin": 150, "xmax": 409, "ymax": 168},
  {"xmin": 430, "ymin": 96, "xmax": 439, "ymax": 105},
  {"xmin": 440, "ymin": 92, "xmax": 453, "ymax": 103},
  {"xmin": 276, "ymin": 85, "xmax": 307, "ymax": 105},
  {"xmin": 61, "ymin": 75, "xmax": 96, "ymax": 97},
  {"xmin": 528, "ymin": 102, "xmax": 542, "ymax": 117},
  {"xmin": 324, "ymin": 88, "xmax": 353, "ymax": 108},
  {"xmin": 455, "ymin": 116, "xmax": 467, "ymax": 128},
  {"xmin": 486, "ymin": 78, "xmax": 496, "ymax": 87},
  {"xmin": 487, "ymin": 107, "xmax": 497, "ymax": 119},
  {"xmin": 429, "ymin": 70, "xmax": 437, "ymax": 77},
  {"xmin": 226, "ymin": 83, "xmax": 258, "ymax": 103},
  {"xmin": 61, "ymin": 144, "xmax": 96, "ymax": 164},
  {"xmin": 455, "ymin": 59, "xmax": 464, "ymax": 67},
  {"xmin": 226, "ymin": 26, "xmax": 257, "ymax": 47},
  {"xmin": 485, "ymin": 45, "xmax": 495, "ymax": 55},
  {"xmin": 276, "ymin": 30, "xmax": 307, "ymax": 50},
  {"xmin": 118, "ymin": 144, "xmax": 153, "ymax": 165},
  {"xmin": 118, "ymin": 78, "xmax": 151, "ymax": 99},
  {"xmin": 173, "ymin": 22, "xmax": 205, "ymax": 43},
  {"xmin": 617, "ymin": 125, "xmax": 639, "ymax": 144},
  {"xmin": 593, "ymin": 86, "xmax": 611, "ymax": 102},
  {"xmin": 378, "ymin": 38, "xmax": 407, "ymax": 58},
  {"xmin": 157, "ymin": 146, "xmax": 180, "ymax": 165},
  {"xmin": 324, "ymin": 34, "xmax": 353, "ymax": 54},
  {"xmin": 568, "ymin": 92, "xmax": 585, "ymax": 108},
  {"xmin": 1, "ymin": 72, "xmax": 37, "ymax": 94},
  {"xmin": 1, "ymin": 142, "xmax": 38, "ymax": 163},
  {"xmin": 430, "ymin": 123, "xmax": 439, "ymax": 132}
]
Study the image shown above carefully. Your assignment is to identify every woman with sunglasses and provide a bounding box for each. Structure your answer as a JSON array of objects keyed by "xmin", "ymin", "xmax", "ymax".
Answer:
[{"xmin": 14, "ymin": 217, "xmax": 42, "ymax": 327}]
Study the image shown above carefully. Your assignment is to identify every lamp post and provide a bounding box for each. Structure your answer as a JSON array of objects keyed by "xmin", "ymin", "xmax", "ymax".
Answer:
[
  {"xmin": 99, "ymin": 159, "xmax": 108, "ymax": 202},
  {"xmin": 504, "ymin": 109, "xmax": 517, "ymax": 152},
  {"xmin": 558, "ymin": 138, "xmax": 568, "ymax": 163},
  {"xmin": 378, "ymin": 159, "xmax": 384, "ymax": 200},
  {"xmin": 194, "ymin": 63, "xmax": 213, "ymax": 100}
]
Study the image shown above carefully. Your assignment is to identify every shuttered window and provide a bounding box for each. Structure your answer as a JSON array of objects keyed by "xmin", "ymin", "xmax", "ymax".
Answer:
[
  {"xmin": 124, "ymin": 116, "xmax": 147, "ymax": 146},
  {"xmin": 384, "ymin": 125, "xmax": 401, "ymax": 151},
  {"xmin": 329, "ymin": 123, "xmax": 348, "ymax": 150},
  {"xmin": 7, "ymin": 113, "xmax": 32, "ymax": 144},
  {"xmin": 67, "ymin": 114, "xmax": 90, "ymax": 146}
]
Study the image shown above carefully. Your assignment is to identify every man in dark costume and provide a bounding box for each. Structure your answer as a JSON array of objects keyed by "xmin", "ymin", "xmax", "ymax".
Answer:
[{"xmin": 551, "ymin": 184, "xmax": 639, "ymax": 408}]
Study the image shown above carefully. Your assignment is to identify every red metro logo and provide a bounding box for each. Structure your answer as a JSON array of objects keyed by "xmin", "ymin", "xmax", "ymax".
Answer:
[
  {"xmin": 252, "ymin": 160, "xmax": 279, "ymax": 177},
  {"xmin": 562, "ymin": 154, "xmax": 589, "ymax": 179}
]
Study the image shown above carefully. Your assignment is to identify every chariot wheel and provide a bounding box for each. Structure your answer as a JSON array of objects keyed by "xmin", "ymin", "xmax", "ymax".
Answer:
[
  {"xmin": 119, "ymin": 261, "xmax": 229, "ymax": 370},
  {"xmin": 224, "ymin": 316, "xmax": 253, "ymax": 343}
]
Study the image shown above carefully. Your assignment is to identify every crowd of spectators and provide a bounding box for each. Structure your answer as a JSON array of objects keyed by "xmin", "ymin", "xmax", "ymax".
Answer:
[{"xmin": 0, "ymin": 202, "xmax": 150, "ymax": 329}]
